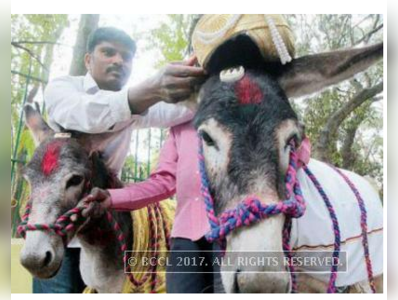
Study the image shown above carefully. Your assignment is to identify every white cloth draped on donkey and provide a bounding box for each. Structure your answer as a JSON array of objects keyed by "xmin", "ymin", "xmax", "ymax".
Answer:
[{"xmin": 290, "ymin": 159, "xmax": 383, "ymax": 287}]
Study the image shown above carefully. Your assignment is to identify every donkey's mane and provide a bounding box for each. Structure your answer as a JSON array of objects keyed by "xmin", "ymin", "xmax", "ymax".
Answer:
[{"xmin": 89, "ymin": 152, "xmax": 123, "ymax": 189}]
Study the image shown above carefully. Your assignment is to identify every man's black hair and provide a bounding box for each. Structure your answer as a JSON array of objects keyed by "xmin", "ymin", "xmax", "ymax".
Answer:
[{"xmin": 87, "ymin": 27, "xmax": 136, "ymax": 54}]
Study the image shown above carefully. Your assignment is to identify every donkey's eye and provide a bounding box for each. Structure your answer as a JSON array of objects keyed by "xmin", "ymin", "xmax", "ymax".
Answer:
[
  {"xmin": 66, "ymin": 175, "xmax": 84, "ymax": 189},
  {"xmin": 285, "ymin": 134, "xmax": 298, "ymax": 149},
  {"xmin": 200, "ymin": 130, "xmax": 216, "ymax": 147}
]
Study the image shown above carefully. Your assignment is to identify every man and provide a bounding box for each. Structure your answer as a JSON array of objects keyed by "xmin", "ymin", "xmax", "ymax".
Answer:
[{"xmin": 34, "ymin": 26, "xmax": 206, "ymax": 293}]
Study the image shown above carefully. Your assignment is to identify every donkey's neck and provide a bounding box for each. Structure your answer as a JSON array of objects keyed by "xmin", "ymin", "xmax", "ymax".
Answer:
[
  {"xmin": 89, "ymin": 152, "xmax": 124, "ymax": 189},
  {"xmin": 77, "ymin": 153, "xmax": 133, "ymax": 292}
]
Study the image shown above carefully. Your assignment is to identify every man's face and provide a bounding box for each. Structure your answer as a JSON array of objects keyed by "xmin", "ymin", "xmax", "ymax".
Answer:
[{"xmin": 85, "ymin": 41, "xmax": 134, "ymax": 91}]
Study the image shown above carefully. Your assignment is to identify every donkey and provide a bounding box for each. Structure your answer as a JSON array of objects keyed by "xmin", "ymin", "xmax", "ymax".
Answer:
[
  {"xmin": 19, "ymin": 105, "xmax": 169, "ymax": 293},
  {"xmin": 193, "ymin": 42, "xmax": 383, "ymax": 293}
]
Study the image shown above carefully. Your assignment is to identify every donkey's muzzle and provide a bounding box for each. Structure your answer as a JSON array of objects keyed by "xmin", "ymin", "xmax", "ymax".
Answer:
[
  {"xmin": 234, "ymin": 271, "xmax": 291, "ymax": 293},
  {"xmin": 20, "ymin": 250, "xmax": 52, "ymax": 270},
  {"xmin": 20, "ymin": 232, "xmax": 64, "ymax": 279}
]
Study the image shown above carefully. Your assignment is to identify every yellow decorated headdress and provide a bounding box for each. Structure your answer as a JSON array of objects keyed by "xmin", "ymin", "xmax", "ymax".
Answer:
[{"xmin": 192, "ymin": 14, "xmax": 295, "ymax": 69}]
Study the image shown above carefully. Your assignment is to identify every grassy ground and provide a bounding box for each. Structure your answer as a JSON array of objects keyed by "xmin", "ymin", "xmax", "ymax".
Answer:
[{"xmin": 11, "ymin": 239, "xmax": 32, "ymax": 293}]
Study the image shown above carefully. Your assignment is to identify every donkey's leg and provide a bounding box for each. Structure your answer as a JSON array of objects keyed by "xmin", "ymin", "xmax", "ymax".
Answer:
[
  {"xmin": 297, "ymin": 273, "xmax": 327, "ymax": 293},
  {"xmin": 297, "ymin": 274, "xmax": 384, "ymax": 293},
  {"xmin": 374, "ymin": 275, "xmax": 384, "ymax": 293},
  {"xmin": 348, "ymin": 275, "xmax": 383, "ymax": 293}
]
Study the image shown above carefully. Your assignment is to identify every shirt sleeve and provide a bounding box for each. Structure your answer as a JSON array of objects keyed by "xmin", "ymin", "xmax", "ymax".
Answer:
[
  {"xmin": 108, "ymin": 128, "xmax": 178, "ymax": 211},
  {"xmin": 45, "ymin": 76, "xmax": 195, "ymax": 133},
  {"xmin": 132, "ymin": 102, "xmax": 194, "ymax": 129},
  {"xmin": 44, "ymin": 76, "xmax": 132, "ymax": 134}
]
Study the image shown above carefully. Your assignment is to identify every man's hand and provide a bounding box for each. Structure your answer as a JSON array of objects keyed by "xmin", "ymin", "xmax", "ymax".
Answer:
[
  {"xmin": 155, "ymin": 56, "xmax": 207, "ymax": 103},
  {"xmin": 127, "ymin": 56, "xmax": 207, "ymax": 114},
  {"xmin": 81, "ymin": 187, "xmax": 112, "ymax": 219}
]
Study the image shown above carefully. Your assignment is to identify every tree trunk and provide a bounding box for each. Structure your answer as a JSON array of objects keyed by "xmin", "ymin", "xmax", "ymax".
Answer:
[
  {"xmin": 341, "ymin": 123, "xmax": 360, "ymax": 169},
  {"xmin": 69, "ymin": 14, "xmax": 100, "ymax": 76},
  {"xmin": 313, "ymin": 81, "xmax": 383, "ymax": 162}
]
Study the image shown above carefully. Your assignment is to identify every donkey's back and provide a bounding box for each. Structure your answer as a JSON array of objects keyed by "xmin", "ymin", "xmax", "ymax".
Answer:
[{"xmin": 291, "ymin": 159, "xmax": 383, "ymax": 291}]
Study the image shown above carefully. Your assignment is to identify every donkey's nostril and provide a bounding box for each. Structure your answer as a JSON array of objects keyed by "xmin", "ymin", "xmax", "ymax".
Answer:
[
  {"xmin": 42, "ymin": 251, "xmax": 53, "ymax": 267},
  {"xmin": 21, "ymin": 250, "xmax": 54, "ymax": 271},
  {"xmin": 234, "ymin": 269, "xmax": 242, "ymax": 293}
]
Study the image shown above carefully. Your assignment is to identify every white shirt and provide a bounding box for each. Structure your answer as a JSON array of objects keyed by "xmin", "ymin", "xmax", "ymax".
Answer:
[
  {"xmin": 44, "ymin": 73, "xmax": 194, "ymax": 247},
  {"xmin": 44, "ymin": 73, "xmax": 194, "ymax": 174}
]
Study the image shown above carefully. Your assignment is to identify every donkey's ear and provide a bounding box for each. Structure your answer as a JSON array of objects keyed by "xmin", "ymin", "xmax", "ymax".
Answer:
[
  {"xmin": 277, "ymin": 42, "xmax": 383, "ymax": 99},
  {"xmin": 24, "ymin": 103, "xmax": 54, "ymax": 145},
  {"xmin": 176, "ymin": 91, "xmax": 199, "ymax": 112}
]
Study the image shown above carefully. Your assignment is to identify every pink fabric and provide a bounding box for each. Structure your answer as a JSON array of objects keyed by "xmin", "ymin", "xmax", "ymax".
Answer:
[
  {"xmin": 297, "ymin": 136, "xmax": 311, "ymax": 167},
  {"xmin": 109, "ymin": 122, "xmax": 210, "ymax": 241},
  {"xmin": 109, "ymin": 122, "xmax": 311, "ymax": 241}
]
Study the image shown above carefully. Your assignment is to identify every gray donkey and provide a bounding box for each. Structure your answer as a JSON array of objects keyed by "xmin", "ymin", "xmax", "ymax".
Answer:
[
  {"xmin": 193, "ymin": 42, "xmax": 383, "ymax": 293},
  {"xmin": 19, "ymin": 105, "xmax": 139, "ymax": 293}
]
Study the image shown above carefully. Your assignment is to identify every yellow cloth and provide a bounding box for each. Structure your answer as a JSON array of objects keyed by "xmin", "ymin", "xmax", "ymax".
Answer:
[
  {"xmin": 192, "ymin": 14, "xmax": 295, "ymax": 68},
  {"xmin": 83, "ymin": 200, "xmax": 176, "ymax": 293}
]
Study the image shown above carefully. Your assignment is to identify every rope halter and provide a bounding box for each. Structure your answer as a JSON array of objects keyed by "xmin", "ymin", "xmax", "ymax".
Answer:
[
  {"xmin": 199, "ymin": 139, "xmax": 306, "ymax": 246},
  {"xmin": 17, "ymin": 202, "xmax": 90, "ymax": 245}
]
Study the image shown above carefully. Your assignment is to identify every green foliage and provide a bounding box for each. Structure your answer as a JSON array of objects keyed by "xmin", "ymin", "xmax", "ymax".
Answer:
[
  {"xmin": 121, "ymin": 129, "xmax": 167, "ymax": 183},
  {"xmin": 145, "ymin": 14, "xmax": 198, "ymax": 68},
  {"xmin": 303, "ymin": 89, "xmax": 345, "ymax": 161},
  {"xmin": 11, "ymin": 15, "xmax": 69, "ymax": 145},
  {"xmin": 11, "ymin": 14, "xmax": 69, "ymax": 151},
  {"xmin": 11, "ymin": 15, "xmax": 68, "ymax": 81}
]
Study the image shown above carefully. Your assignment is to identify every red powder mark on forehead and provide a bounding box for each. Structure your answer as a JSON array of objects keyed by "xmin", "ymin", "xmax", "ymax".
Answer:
[
  {"xmin": 234, "ymin": 76, "xmax": 263, "ymax": 105},
  {"xmin": 41, "ymin": 140, "xmax": 66, "ymax": 176}
]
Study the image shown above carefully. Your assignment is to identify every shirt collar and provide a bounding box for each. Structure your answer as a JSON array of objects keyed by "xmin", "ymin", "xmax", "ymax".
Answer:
[{"xmin": 83, "ymin": 73, "xmax": 100, "ymax": 94}]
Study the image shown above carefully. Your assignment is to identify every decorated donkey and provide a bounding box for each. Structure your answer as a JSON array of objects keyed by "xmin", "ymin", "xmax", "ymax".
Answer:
[
  {"xmin": 193, "ymin": 42, "xmax": 383, "ymax": 293},
  {"xmin": 18, "ymin": 105, "xmax": 174, "ymax": 293}
]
